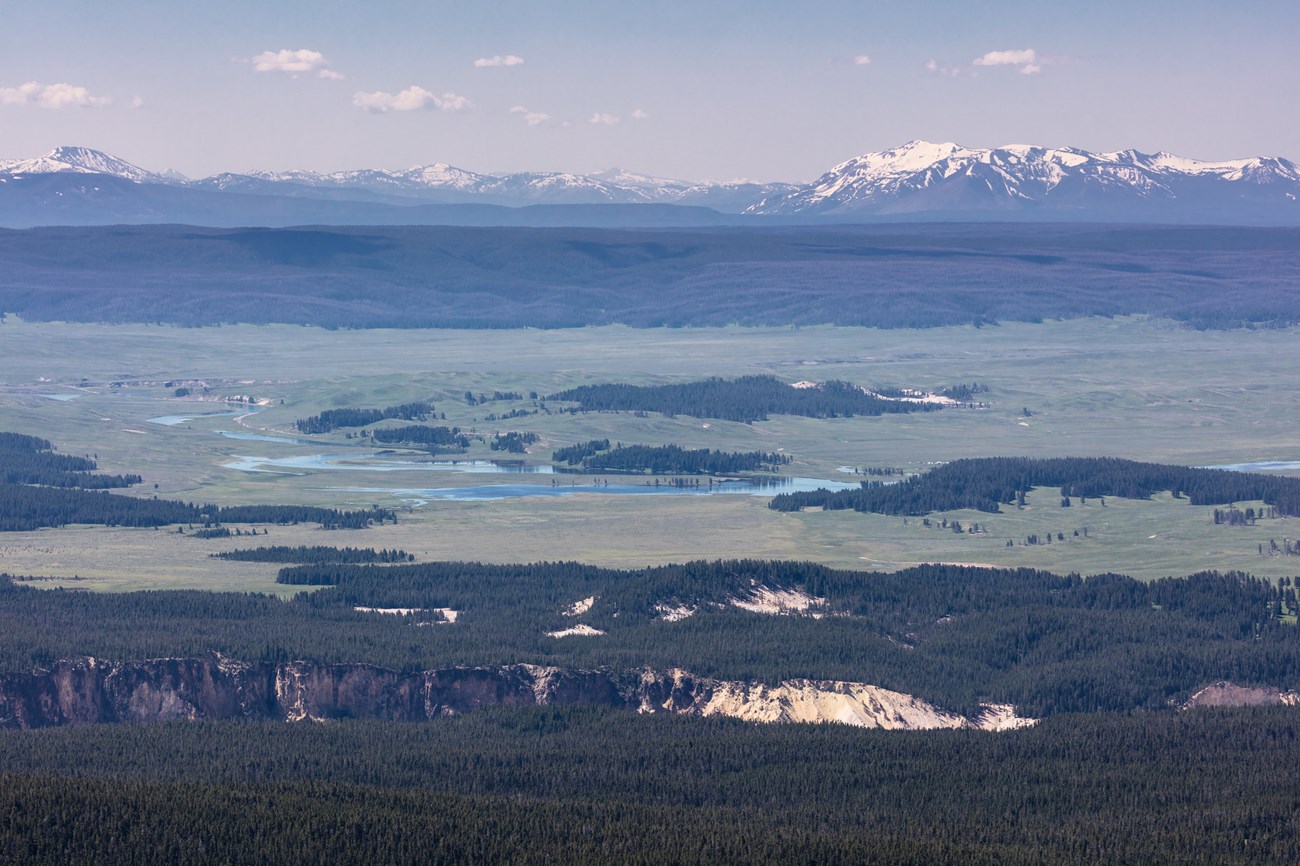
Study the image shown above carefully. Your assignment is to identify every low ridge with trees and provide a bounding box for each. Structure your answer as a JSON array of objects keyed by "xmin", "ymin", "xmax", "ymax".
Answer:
[
  {"xmin": 550, "ymin": 375, "xmax": 941, "ymax": 422},
  {"xmin": 771, "ymin": 456, "xmax": 1300, "ymax": 516},
  {"xmin": 295, "ymin": 401, "xmax": 434, "ymax": 434}
]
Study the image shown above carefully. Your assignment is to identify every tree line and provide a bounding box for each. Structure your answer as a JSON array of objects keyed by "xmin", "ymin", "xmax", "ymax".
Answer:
[
  {"xmin": 552, "ymin": 439, "xmax": 611, "ymax": 465},
  {"xmin": 939, "ymin": 382, "xmax": 990, "ymax": 401},
  {"xmin": 0, "ymin": 482, "xmax": 394, "ymax": 532},
  {"xmin": 490, "ymin": 432, "xmax": 539, "ymax": 453},
  {"xmin": 369, "ymin": 424, "xmax": 469, "ymax": 451},
  {"xmin": 573, "ymin": 443, "xmax": 791, "ymax": 475},
  {"xmin": 211, "ymin": 546, "xmax": 413, "ymax": 564},
  {"xmin": 294, "ymin": 401, "xmax": 434, "ymax": 434},
  {"xmin": 771, "ymin": 456, "xmax": 1300, "ymax": 516},
  {"xmin": 549, "ymin": 376, "xmax": 941, "ymax": 422},
  {"xmin": 0, "ymin": 430, "xmax": 394, "ymax": 531},
  {"xmin": 0, "ymin": 432, "xmax": 141, "ymax": 489}
]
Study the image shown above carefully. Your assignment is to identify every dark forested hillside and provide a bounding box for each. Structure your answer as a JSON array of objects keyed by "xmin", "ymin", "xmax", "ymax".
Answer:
[
  {"xmin": 3, "ymin": 561, "xmax": 1297, "ymax": 717},
  {"xmin": 550, "ymin": 375, "xmax": 936, "ymax": 422},
  {"xmin": 771, "ymin": 456, "xmax": 1300, "ymax": 515},
  {"xmin": 1, "ymin": 223, "xmax": 1297, "ymax": 329},
  {"xmin": 0, "ymin": 432, "xmax": 140, "ymax": 489},
  {"xmin": 1, "ymin": 708, "xmax": 1299, "ymax": 865}
]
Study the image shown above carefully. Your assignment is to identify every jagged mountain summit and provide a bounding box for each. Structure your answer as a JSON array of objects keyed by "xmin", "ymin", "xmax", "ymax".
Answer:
[{"xmin": 747, "ymin": 139, "xmax": 1300, "ymax": 220}]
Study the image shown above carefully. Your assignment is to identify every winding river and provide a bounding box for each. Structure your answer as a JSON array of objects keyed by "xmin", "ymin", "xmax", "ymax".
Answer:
[{"xmin": 221, "ymin": 451, "xmax": 858, "ymax": 501}]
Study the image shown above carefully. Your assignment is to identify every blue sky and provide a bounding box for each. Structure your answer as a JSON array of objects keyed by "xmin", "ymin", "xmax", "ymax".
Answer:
[{"xmin": 2, "ymin": 0, "xmax": 1296, "ymax": 181}]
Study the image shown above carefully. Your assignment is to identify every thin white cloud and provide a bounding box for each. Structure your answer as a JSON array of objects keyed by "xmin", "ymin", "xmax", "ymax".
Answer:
[
  {"xmin": 589, "ymin": 112, "xmax": 619, "ymax": 125},
  {"xmin": 924, "ymin": 59, "xmax": 961, "ymax": 78},
  {"xmin": 973, "ymin": 49, "xmax": 1039, "ymax": 73},
  {"xmin": 510, "ymin": 105, "xmax": 551, "ymax": 125},
  {"xmin": 353, "ymin": 85, "xmax": 471, "ymax": 113},
  {"xmin": 474, "ymin": 54, "xmax": 524, "ymax": 68},
  {"xmin": 853, "ymin": 54, "xmax": 872, "ymax": 66},
  {"xmin": 131, "ymin": 95, "xmax": 145, "ymax": 109},
  {"xmin": 0, "ymin": 81, "xmax": 110, "ymax": 109},
  {"xmin": 630, "ymin": 108, "xmax": 648, "ymax": 119},
  {"xmin": 251, "ymin": 48, "xmax": 342, "ymax": 79}
]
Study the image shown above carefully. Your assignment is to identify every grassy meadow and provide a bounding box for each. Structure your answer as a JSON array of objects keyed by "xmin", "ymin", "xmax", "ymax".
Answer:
[{"xmin": 2, "ymin": 315, "xmax": 1300, "ymax": 589}]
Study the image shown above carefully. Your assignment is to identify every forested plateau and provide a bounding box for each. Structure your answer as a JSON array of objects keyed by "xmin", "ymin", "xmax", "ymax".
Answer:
[
  {"xmin": 1, "ymin": 707, "xmax": 1298, "ymax": 864},
  {"xmin": 2, "ymin": 223, "xmax": 1297, "ymax": 329},
  {"xmin": 2, "ymin": 558, "xmax": 1297, "ymax": 719}
]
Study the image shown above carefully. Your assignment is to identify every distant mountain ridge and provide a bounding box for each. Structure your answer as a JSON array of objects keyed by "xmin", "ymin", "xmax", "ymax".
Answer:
[
  {"xmin": 1, "ymin": 141, "xmax": 1298, "ymax": 226},
  {"xmin": 746, "ymin": 140, "xmax": 1300, "ymax": 221},
  {"xmin": 0, "ymin": 146, "xmax": 793, "ymax": 211}
]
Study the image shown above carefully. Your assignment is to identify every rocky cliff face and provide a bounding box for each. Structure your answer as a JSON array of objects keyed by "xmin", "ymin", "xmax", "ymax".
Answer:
[
  {"xmin": 635, "ymin": 669, "xmax": 1035, "ymax": 731},
  {"xmin": 0, "ymin": 657, "xmax": 1031, "ymax": 731},
  {"xmin": 1180, "ymin": 681, "xmax": 1300, "ymax": 710}
]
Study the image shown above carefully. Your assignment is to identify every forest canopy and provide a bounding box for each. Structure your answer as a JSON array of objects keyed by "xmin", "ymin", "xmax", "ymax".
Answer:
[
  {"xmin": 549, "ymin": 375, "xmax": 939, "ymax": 422},
  {"xmin": 770, "ymin": 456, "xmax": 1300, "ymax": 516}
]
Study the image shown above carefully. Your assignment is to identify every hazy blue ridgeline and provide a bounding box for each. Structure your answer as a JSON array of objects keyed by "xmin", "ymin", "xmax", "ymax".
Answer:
[{"xmin": 0, "ymin": 223, "xmax": 1296, "ymax": 329}]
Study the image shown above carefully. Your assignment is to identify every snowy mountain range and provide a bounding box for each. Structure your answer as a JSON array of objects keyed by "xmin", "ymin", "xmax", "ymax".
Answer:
[
  {"xmin": 0, "ymin": 146, "xmax": 789, "ymax": 211},
  {"xmin": 746, "ymin": 140, "xmax": 1300, "ymax": 219},
  {"xmin": 1, "ymin": 141, "xmax": 1298, "ymax": 227}
]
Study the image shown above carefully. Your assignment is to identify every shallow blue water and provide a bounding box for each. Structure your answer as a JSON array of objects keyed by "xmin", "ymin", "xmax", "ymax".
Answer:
[
  {"xmin": 221, "ymin": 450, "xmax": 857, "ymax": 499},
  {"xmin": 148, "ymin": 409, "xmax": 247, "ymax": 426},
  {"xmin": 1204, "ymin": 460, "xmax": 1300, "ymax": 473},
  {"xmin": 223, "ymin": 453, "xmax": 561, "ymax": 474},
  {"xmin": 331, "ymin": 475, "xmax": 858, "ymax": 502},
  {"xmin": 219, "ymin": 431, "xmax": 319, "ymax": 445}
]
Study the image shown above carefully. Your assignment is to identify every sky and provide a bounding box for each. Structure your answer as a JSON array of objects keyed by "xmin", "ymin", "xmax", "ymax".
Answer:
[{"xmin": 2, "ymin": 0, "xmax": 1297, "ymax": 182}]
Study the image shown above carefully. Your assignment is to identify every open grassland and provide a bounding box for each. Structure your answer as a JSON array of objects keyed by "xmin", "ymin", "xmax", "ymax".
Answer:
[
  {"xmin": 5, "ymin": 487, "xmax": 1299, "ymax": 593},
  {"xmin": 3, "ymin": 316, "xmax": 1300, "ymax": 589}
]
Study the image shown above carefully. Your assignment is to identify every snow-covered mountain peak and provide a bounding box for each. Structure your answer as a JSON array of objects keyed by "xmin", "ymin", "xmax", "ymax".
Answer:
[
  {"xmin": 589, "ymin": 167, "xmax": 691, "ymax": 191},
  {"xmin": 832, "ymin": 140, "xmax": 970, "ymax": 176},
  {"xmin": 0, "ymin": 146, "xmax": 162, "ymax": 183},
  {"xmin": 398, "ymin": 162, "xmax": 488, "ymax": 189}
]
